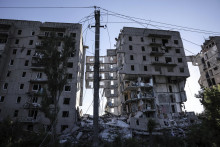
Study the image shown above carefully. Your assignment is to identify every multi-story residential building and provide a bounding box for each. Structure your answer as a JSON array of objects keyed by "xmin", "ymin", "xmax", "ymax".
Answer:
[
  {"xmin": 0, "ymin": 19, "xmax": 85, "ymax": 133},
  {"xmin": 86, "ymin": 27, "xmax": 190, "ymax": 130},
  {"xmin": 187, "ymin": 36, "xmax": 220, "ymax": 88}
]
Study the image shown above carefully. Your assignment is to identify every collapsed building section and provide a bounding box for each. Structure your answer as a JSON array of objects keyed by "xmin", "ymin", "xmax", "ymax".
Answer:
[{"xmin": 85, "ymin": 27, "xmax": 190, "ymax": 130}]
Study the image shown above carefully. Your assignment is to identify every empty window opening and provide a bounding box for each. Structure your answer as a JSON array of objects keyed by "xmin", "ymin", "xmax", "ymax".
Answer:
[
  {"xmin": 174, "ymin": 40, "xmax": 179, "ymax": 45},
  {"xmin": 129, "ymin": 36, "xmax": 132, "ymax": 41},
  {"xmin": 32, "ymin": 84, "xmax": 41, "ymax": 91},
  {"xmin": 3, "ymin": 83, "xmax": 8, "ymax": 90},
  {"xmin": 0, "ymin": 96, "xmax": 4, "ymax": 102},
  {"xmin": 24, "ymin": 60, "xmax": 29, "ymax": 66},
  {"xmin": 165, "ymin": 57, "xmax": 172, "ymax": 63},
  {"xmin": 179, "ymin": 68, "xmax": 184, "ymax": 73},
  {"xmin": 10, "ymin": 60, "xmax": 14, "ymax": 65},
  {"xmin": 17, "ymin": 30, "xmax": 22, "ymax": 35},
  {"xmin": 89, "ymin": 58, "xmax": 94, "ymax": 62},
  {"xmin": 26, "ymin": 50, "xmax": 31, "ymax": 55},
  {"xmin": 141, "ymin": 37, "xmax": 144, "ymax": 42},
  {"xmin": 110, "ymin": 72, "xmax": 114, "ymax": 78},
  {"xmin": 32, "ymin": 97, "xmax": 38, "ymax": 103},
  {"xmin": 170, "ymin": 95, "xmax": 175, "ymax": 103},
  {"xmin": 89, "ymin": 66, "xmax": 94, "ymax": 71},
  {"xmin": 29, "ymin": 40, "xmax": 33, "ymax": 45},
  {"xmin": 162, "ymin": 39, "xmax": 168, "ymax": 46},
  {"xmin": 144, "ymin": 66, "xmax": 147, "ymax": 71},
  {"xmin": 15, "ymin": 39, "xmax": 19, "ymax": 44},
  {"xmin": 143, "ymin": 56, "xmax": 146, "ymax": 61},
  {"xmin": 111, "ymin": 108, "xmax": 114, "ymax": 113},
  {"xmin": 100, "ymin": 81, "xmax": 104, "ymax": 86},
  {"xmin": 209, "ymin": 70, "xmax": 213, "ymax": 76},
  {"xmin": 111, "ymin": 81, "xmax": 114, "ymax": 85},
  {"xmin": 169, "ymin": 85, "xmax": 173, "ymax": 92},
  {"xmin": 36, "ymin": 72, "xmax": 42, "ymax": 79},
  {"xmin": 57, "ymin": 32, "xmax": 64, "ymax": 37},
  {"xmin": 28, "ymin": 110, "xmax": 38, "ymax": 119},
  {"xmin": 67, "ymin": 74, "xmax": 72, "ymax": 79},
  {"xmin": 129, "ymin": 45, "xmax": 133, "ymax": 50},
  {"xmin": 22, "ymin": 72, "xmax": 26, "ymax": 77},
  {"xmin": 89, "ymin": 73, "xmax": 93, "ymax": 78},
  {"xmin": 212, "ymin": 78, "xmax": 216, "ymax": 85},
  {"xmin": 63, "ymin": 98, "xmax": 70, "ymax": 104},
  {"xmin": 14, "ymin": 110, "xmax": 19, "ymax": 117},
  {"xmin": 110, "ymin": 64, "xmax": 113, "ymax": 69},
  {"xmin": 62, "ymin": 111, "xmax": 69, "ymax": 117},
  {"xmin": 142, "ymin": 46, "xmax": 145, "ymax": 51},
  {"xmin": 12, "ymin": 49, "xmax": 17, "ymax": 54},
  {"xmin": 130, "ymin": 55, "xmax": 134, "ymax": 60},
  {"xmin": 61, "ymin": 125, "xmax": 69, "ymax": 132},
  {"xmin": 131, "ymin": 65, "xmax": 135, "ymax": 71},
  {"xmin": 20, "ymin": 84, "xmax": 24, "ymax": 89},
  {"xmin": 17, "ymin": 97, "xmax": 21, "ymax": 103},
  {"xmin": 7, "ymin": 71, "xmax": 11, "ymax": 77},
  {"xmin": 178, "ymin": 58, "xmax": 182, "ymax": 63},
  {"xmin": 67, "ymin": 62, "xmax": 73, "ymax": 68},
  {"xmin": 101, "ymin": 73, "xmax": 105, "ymax": 79},
  {"xmin": 136, "ymin": 119, "xmax": 139, "ymax": 125},
  {"xmin": 171, "ymin": 105, "xmax": 175, "ymax": 113},
  {"xmin": 70, "ymin": 33, "xmax": 76, "ymax": 37},
  {"xmin": 100, "ymin": 65, "xmax": 104, "ymax": 70},
  {"xmin": 32, "ymin": 31, "xmax": 35, "ymax": 35},
  {"xmin": 155, "ymin": 66, "xmax": 161, "ymax": 72},
  {"xmin": 64, "ymin": 86, "xmax": 71, "ymax": 91},
  {"xmin": 155, "ymin": 57, "xmax": 159, "ymax": 61},
  {"xmin": 207, "ymin": 62, "xmax": 211, "ymax": 68},
  {"xmin": 175, "ymin": 49, "xmax": 180, "ymax": 53}
]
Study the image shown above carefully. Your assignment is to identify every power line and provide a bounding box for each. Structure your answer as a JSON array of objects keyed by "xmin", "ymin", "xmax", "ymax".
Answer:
[{"xmin": 0, "ymin": 6, "xmax": 95, "ymax": 9}]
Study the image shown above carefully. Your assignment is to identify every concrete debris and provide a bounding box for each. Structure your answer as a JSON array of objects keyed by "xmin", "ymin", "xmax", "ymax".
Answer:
[{"xmin": 59, "ymin": 111, "xmax": 199, "ymax": 144}]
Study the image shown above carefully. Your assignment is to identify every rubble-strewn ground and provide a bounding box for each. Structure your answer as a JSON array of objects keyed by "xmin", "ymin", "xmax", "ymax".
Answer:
[{"xmin": 59, "ymin": 112, "xmax": 198, "ymax": 146}]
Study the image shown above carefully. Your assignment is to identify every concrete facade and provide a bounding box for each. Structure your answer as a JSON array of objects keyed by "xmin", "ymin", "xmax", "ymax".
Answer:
[
  {"xmin": 187, "ymin": 36, "xmax": 220, "ymax": 88},
  {"xmin": 85, "ymin": 27, "xmax": 190, "ymax": 130},
  {"xmin": 0, "ymin": 19, "xmax": 85, "ymax": 133}
]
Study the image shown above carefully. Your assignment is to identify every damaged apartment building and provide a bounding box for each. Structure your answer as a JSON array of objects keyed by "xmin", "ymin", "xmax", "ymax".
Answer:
[
  {"xmin": 187, "ymin": 36, "xmax": 220, "ymax": 88},
  {"xmin": 86, "ymin": 27, "xmax": 190, "ymax": 130},
  {"xmin": 0, "ymin": 19, "xmax": 85, "ymax": 133}
]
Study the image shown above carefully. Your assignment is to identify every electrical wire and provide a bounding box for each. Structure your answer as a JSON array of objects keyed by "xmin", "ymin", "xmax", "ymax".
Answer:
[{"xmin": 0, "ymin": 6, "xmax": 95, "ymax": 9}]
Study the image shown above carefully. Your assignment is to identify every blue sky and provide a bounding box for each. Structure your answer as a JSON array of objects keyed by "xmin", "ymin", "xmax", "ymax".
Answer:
[{"xmin": 1, "ymin": 0, "xmax": 220, "ymax": 114}]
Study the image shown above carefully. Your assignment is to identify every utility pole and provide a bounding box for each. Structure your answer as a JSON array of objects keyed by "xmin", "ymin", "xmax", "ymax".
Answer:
[{"xmin": 92, "ymin": 8, "xmax": 104, "ymax": 146}]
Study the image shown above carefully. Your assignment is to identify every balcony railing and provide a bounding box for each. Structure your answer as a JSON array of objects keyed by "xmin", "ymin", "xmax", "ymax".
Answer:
[
  {"xmin": 124, "ymin": 81, "xmax": 153, "ymax": 91},
  {"xmin": 151, "ymin": 61, "xmax": 177, "ymax": 66}
]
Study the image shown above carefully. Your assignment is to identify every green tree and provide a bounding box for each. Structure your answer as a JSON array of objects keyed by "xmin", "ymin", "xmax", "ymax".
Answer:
[{"xmin": 36, "ymin": 32, "xmax": 75, "ymax": 143}]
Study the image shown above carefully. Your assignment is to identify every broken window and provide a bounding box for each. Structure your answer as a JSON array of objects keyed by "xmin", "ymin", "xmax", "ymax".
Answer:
[
  {"xmin": 174, "ymin": 40, "xmax": 179, "ymax": 45},
  {"xmin": 28, "ymin": 110, "xmax": 38, "ymax": 119},
  {"xmin": 142, "ymin": 46, "xmax": 145, "ymax": 51},
  {"xmin": 12, "ymin": 49, "xmax": 17, "ymax": 54},
  {"xmin": 111, "ymin": 81, "xmax": 114, "ymax": 85},
  {"xmin": 162, "ymin": 39, "xmax": 168, "ymax": 46},
  {"xmin": 165, "ymin": 57, "xmax": 172, "ymax": 63},
  {"xmin": 155, "ymin": 57, "xmax": 159, "ymax": 61},
  {"xmin": 14, "ymin": 110, "xmax": 19, "ymax": 117},
  {"xmin": 57, "ymin": 32, "xmax": 64, "ymax": 37},
  {"xmin": 64, "ymin": 85, "xmax": 71, "ymax": 91},
  {"xmin": 143, "ymin": 56, "xmax": 146, "ymax": 61},
  {"xmin": 0, "ymin": 96, "xmax": 4, "ymax": 102},
  {"xmin": 207, "ymin": 79, "xmax": 212, "ymax": 87},
  {"xmin": 63, "ymin": 98, "xmax": 70, "ymax": 105},
  {"xmin": 32, "ymin": 97, "xmax": 38, "ymax": 103},
  {"xmin": 20, "ymin": 84, "xmax": 24, "ymax": 89},
  {"xmin": 209, "ymin": 70, "xmax": 213, "ymax": 76},
  {"xmin": 175, "ymin": 49, "xmax": 180, "ymax": 53},
  {"xmin": 111, "ymin": 89, "xmax": 114, "ymax": 94},
  {"xmin": 89, "ymin": 58, "xmax": 94, "ymax": 62},
  {"xmin": 70, "ymin": 33, "xmax": 76, "ymax": 37},
  {"xmin": 27, "ymin": 125, "xmax": 33, "ymax": 131},
  {"xmin": 207, "ymin": 61, "xmax": 211, "ymax": 68},
  {"xmin": 24, "ymin": 60, "xmax": 29, "ymax": 66},
  {"xmin": 179, "ymin": 68, "xmax": 184, "ymax": 73},
  {"xmin": 17, "ymin": 30, "xmax": 22, "ymax": 35},
  {"xmin": 29, "ymin": 40, "xmax": 33, "ymax": 45},
  {"xmin": 110, "ymin": 72, "xmax": 114, "ymax": 78},
  {"xmin": 136, "ymin": 119, "xmax": 139, "ymax": 125},
  {"xmin": 110, "ymin": 64, "xmax": 113, "ymax": 69},
  {"xmin": 130, "ymin": 55, "xmax": 134, "ymax": 60},
  {"xmin": 144, "ymin": 66, "xmax": 147, "ymax": 71},
  {"xmin": 141, "ymin": 37, "xmax": 144, "ymax": 42},
  {"xmin": 36, "ymin": 72, "xmax": 42, "ymax": 79},
  {"xmin": 111, "ymin": 108, "xmax": 114, "ymax": 113},
  {"xmin": 129, "ymin": 36, "xmax": 132, "ymax": 41},
  {"xmin": 3, "ymin": 83, "xmax": 8, "ymax": 90},
  {"xmin": 32, "ymin": 84, "xmax": 41, "ymax": 91},
  {"xmin": 16, "ymin": 97, "xmax": 21, "ymax": 103},
  {"xmin": 155, "ymin": 66, "xmax": 161, "ymax": 72},
  {"xmin": 131, "ymin": 65, "xmax": 135, "ymax": 71},
  {"xmin": 170, "ymin": 95, "xmax": 175, "ymax": 103},
  {"xmin": 32, "ymin": 31, "xmax": 35, "ymax": 35},
  {"xmin": 212, "ymin": 78, "xmax": 216, "ymax": 85},
  {"xmin": 129, "ymin": 45, "xmax": 133, "ymax": 50},
  {"xmin": 152, "ymin": 47, "xmax": 158, "ymax": 52},
  {"xmin": 100, "ymin": 81, "xmax": 104, "ymax": 86},
  {"xmin": 178, "ymin": 58, "xmax": 182, "ymax": 63},
  {"xmin": 67, "ymin": 74, "xmax": 72, "ymax": 79},
  {"xmin": 22, "ymin": 72, "xmax": 26, "ymax": 77},
  {"xmin": 171, "ymin": 105, "xmax": 175, "ymax": 113}
]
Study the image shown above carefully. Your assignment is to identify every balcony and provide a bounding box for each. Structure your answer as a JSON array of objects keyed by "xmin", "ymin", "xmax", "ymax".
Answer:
[
  {"xmin": 18, "ymin": 117, "xmax": 40, "ymax": 123},
  {"xmin": 150, "ymin": 50, "xmax": 165, "ymax": 56},
  {"xmin": 124, "ymin": 92, "xmax": 154, "ymax": 103},
  {"xmin": 151, "ymin": 61, "xmax": 177, "ymax": 66},
  {"xmin": 123, "ymin": 81, "xmax": 153, "ymax": 91},
  {"xmin": 23, "ymin": 102, "xmax": 41, "ymax": 109}
]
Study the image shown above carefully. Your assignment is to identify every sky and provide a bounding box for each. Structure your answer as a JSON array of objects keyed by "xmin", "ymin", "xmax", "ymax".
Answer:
[{"xmin": 0, "ymin": 0, "xmax": 220, "ymax": 114}]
